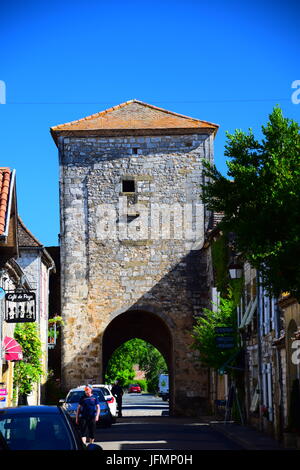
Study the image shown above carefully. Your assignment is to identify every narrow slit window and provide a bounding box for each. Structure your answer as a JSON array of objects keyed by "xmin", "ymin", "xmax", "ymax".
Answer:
[{"xmin": 122, "ymin": 179, "xmax": 135, "ymax": 192}]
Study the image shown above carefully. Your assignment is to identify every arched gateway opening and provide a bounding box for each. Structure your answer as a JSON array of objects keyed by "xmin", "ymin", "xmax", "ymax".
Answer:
[{"xmin": 102, "ymin": 309, "xmax": 174, "ymax": 414}]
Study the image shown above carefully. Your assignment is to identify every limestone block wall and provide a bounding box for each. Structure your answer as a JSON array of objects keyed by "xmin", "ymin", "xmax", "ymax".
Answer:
[{"xmin": 59, "ymin": 133, "xmax": 214, "ymax": 413}]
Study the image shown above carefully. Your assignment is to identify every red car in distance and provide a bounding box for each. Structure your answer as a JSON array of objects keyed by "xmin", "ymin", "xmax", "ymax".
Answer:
[{"xmin": 128, "ymin": 384, "xmax": 142, "ymax": 393}]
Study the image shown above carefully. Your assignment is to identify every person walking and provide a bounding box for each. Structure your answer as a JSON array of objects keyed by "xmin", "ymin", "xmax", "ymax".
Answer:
[
  {"xmin": 76, "ymin": 385, "xmax": 100, "ymax": 444},
  {"xmin": 111, "ymin": 380, "xmax": 124, "ymax": 417}
]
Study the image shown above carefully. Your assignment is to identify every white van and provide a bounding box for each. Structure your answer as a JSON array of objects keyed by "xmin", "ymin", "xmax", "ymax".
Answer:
[{"xmin": 158, "ymin": 374, "xmax": 169, "ymax": 401}]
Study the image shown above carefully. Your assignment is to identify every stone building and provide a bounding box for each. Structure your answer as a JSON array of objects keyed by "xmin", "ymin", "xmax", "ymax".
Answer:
[
  {"xmin": 51, "ymin": 99, "xmax": 219, "ymax": 416},
  {"xmin": 0, "ymin": 167, "xmax": 56, "ymax": 407},
  {"xmin": 0, "ymin": 167, "xmax": 22, "ymax": 407},
  {"xmin": 16, "ymin": 216, "xmax": 55, "ymax": 404},
  {"xmin": 238, "ymin": 264, "xmax": 280, "ymax": 437},
  {"xmin": 275, "ymin": 294, "xmax": 300, "ymax": 446}
]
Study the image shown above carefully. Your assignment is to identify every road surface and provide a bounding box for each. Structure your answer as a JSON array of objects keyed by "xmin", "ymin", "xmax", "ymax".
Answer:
[
  {"xmin": 121, "ymin": 392, "xmax": 169, "ymax": 417},
  {"xmin": 95, "ymin": 393, "xmax": 242, "ymax": 450}
]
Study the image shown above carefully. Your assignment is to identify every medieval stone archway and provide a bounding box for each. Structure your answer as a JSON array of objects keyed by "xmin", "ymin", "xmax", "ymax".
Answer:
[
  {"xmin": 102, "ymin": 308, "xmax": 174, "ymax": 413},
  {"xmin": 52, "ymin": 100, "xmax": 217, "ymax": 416}
]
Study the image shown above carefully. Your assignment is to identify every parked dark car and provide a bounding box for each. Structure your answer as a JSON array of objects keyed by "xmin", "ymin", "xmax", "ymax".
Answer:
[
  {"xmin": 128, "ymin": 384, "xmax": 142, "ymax": 393},
  {"xmin": 60, "ymin": 386, "xmax": 113, "ymax": 427},
  {"xmin": 0, "ymin": 405, "xmax": 102, "ymax": 450}
]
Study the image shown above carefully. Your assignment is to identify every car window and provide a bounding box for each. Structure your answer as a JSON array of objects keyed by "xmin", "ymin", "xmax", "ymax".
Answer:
[
  {"xmin": 0, "ymin": 413, "xmax": 76, "ymax": 450},
  {"xmin": 98, "ymin": 387, "xmax": 110, "ymax": 397},
  {"xmin": 66, "ymin": 389, "xmax": 105, "ymax": 403},
  {"xmin": 92, "ymin": 389, "xmax": 105, "ymax": 401},
  {"xmin": 66, "ymin": 391, "xmax": 85, "ymax": 403}
]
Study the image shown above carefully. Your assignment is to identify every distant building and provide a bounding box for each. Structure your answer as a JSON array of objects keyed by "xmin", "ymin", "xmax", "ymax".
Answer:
[{"xmin": 133, "ymin": 364, "xmax": 146, "ymax": 381}]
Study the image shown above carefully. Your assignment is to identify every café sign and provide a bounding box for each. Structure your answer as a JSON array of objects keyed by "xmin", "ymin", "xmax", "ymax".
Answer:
[{"xmin": 5, "ymin": 292, "xmax": 36, "ymax": 323}]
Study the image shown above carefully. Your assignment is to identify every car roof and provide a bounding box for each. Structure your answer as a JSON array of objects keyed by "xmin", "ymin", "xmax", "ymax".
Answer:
[
  {"xmin": 69, "ymin": 386, "xmax": 102, "ymax": 391},
  {"xmin": 0, "ymin": 406, "xmax": 60, "ymax": 416},
  {"xmin": 68, "ymin": 387, "xmax": 86, "ymax": 391},
  {"xmin": 92, "ymin": 384, "xmax": 111, "ymax": 390},
  {"xmin": 74, "ymin": 384, "xmax": 112, "ymax": 393},
  {"xmin": 67, "ymin": 387, "xmax": 105, "ymax": 399},
  {"xmin": 70, "ymin": 385, "xmax": 107, "ymax": 392}
]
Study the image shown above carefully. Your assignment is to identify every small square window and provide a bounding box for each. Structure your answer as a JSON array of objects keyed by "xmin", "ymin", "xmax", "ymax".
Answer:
[
  {"xmin": 122, "ymin": 179, "xmax": 135, "ymax": 192},
  {"xmin": 127, "ymin": 213, "xmax": 139, "ymax": 223},
  {"xmin": 132, "ymin": 147, "xmax": 139, "ymax": 155}
]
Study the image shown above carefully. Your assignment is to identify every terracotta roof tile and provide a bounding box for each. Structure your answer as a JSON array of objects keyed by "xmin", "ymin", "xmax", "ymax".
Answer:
[
  {"xmin": 51, "ymin": 99, "xmax": 219, "ymax": 144},
  {"xmin": 0, "ymin": 168, "xmax": 11, "ymax": 235}
]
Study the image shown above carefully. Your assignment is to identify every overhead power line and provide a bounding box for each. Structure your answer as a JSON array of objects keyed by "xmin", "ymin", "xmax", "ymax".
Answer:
[{"xmin": 5, "ymin": 98, "xmax": 291, "ymax": 105}]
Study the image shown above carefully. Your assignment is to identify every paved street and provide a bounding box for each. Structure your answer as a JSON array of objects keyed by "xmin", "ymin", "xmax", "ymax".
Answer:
[
  {"xmin": 95, "ymin": 393, "xmax": 243, "ymax": 450},
  {"xmin": 121, "ymin": 392, "xmax": 169, "ymax": 417}
]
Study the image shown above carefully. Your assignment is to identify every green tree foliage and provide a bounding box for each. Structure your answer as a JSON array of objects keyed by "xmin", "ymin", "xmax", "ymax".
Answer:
[
  {"xmin": 202, "ymin": 106, "xmax": 300, "ymax": 299},
  {"xmin": 191, "ymin": 290, "xmax": 239, "ymax": 370},
  {"xmin": 104, "ymin": 338, "xmax": 167, "ymax": 391},
  {"xmin": 104, "ymin": 340, "xmax": 138, "ymax": 386},
  {"xmin": 138, "ymin": 342, "xmax": 168, "ymax": 393},
  {"xmin": 211, "ymin": 234, "xmax": 230, "ymax": 296},
  {"xmin": 13, "ymin": 323, "xmax": 43, "ymax": 397},
  {"xmin": 210, "ymin": 233, "xmax": 244, "ymax": 302}
]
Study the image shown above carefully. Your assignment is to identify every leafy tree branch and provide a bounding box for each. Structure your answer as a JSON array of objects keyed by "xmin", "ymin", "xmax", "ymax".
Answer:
[
  {"xmin": 191, "ymin": 290, "xmax": 240, "ymax": 371},
  {"xmin": 202, "ymin": 106, "xmax": 300, "ymax": 299},
  {"xmin": 13, "ymin": 323, "xmax": 43, "ymax": 397}
]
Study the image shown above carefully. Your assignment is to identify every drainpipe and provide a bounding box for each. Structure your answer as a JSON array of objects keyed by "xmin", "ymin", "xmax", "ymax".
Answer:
[
  {"xmin": 256, "ymin": 271, "xmax": 264, "ymax": 432},
  {"xmin": 44, "ymin": 250, "xmax": 55, "ymax": 405}
]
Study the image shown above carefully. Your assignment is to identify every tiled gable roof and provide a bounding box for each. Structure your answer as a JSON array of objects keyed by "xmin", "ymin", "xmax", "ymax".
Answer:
[
  {"xmin": 17, "ymin": 216, "xmax": 43, "ymax": 248},
  {"xmin": 0, "ymin": 168, "xmax": 11, "ymax": 235},
  {"xmin": 17, "ymin": 216, "xmax": 56, "ymax": 269},
  {"xmin": 51, "ymin": 99, "xmax": 219, "ymax": 144}
]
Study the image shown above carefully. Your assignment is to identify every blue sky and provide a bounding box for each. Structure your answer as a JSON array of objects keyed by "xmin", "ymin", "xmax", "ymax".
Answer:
[{"xmin": 0, "ymin": 0, "xmax": 299, "ymax": 246}]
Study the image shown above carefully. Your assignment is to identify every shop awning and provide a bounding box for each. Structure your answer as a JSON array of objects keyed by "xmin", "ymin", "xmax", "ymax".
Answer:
[{"xmin": 3, "ymin": 336, "xmax": 23, "ymax": 361}]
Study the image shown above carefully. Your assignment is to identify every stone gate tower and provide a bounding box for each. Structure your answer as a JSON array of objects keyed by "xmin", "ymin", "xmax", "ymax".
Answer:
[{"xmin": 51, "ymin": 100, "xmax": 219, "ymax": 416}]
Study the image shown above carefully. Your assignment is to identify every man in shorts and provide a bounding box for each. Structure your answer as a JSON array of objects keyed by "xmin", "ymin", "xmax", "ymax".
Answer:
[{"xmin": 76, "ymin": 385, "xmax": 100, "ymax": 444}]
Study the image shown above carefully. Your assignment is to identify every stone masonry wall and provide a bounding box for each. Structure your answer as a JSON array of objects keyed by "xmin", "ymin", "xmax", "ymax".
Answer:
[{"xmin": 59, "ymin": 132, "xmax": 214, "ymax": 415}]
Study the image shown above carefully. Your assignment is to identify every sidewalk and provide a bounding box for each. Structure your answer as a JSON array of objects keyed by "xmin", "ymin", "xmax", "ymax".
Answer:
[{"xmin": 210, "ymin": 421, "xmax": 291, "ymax": 450}]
